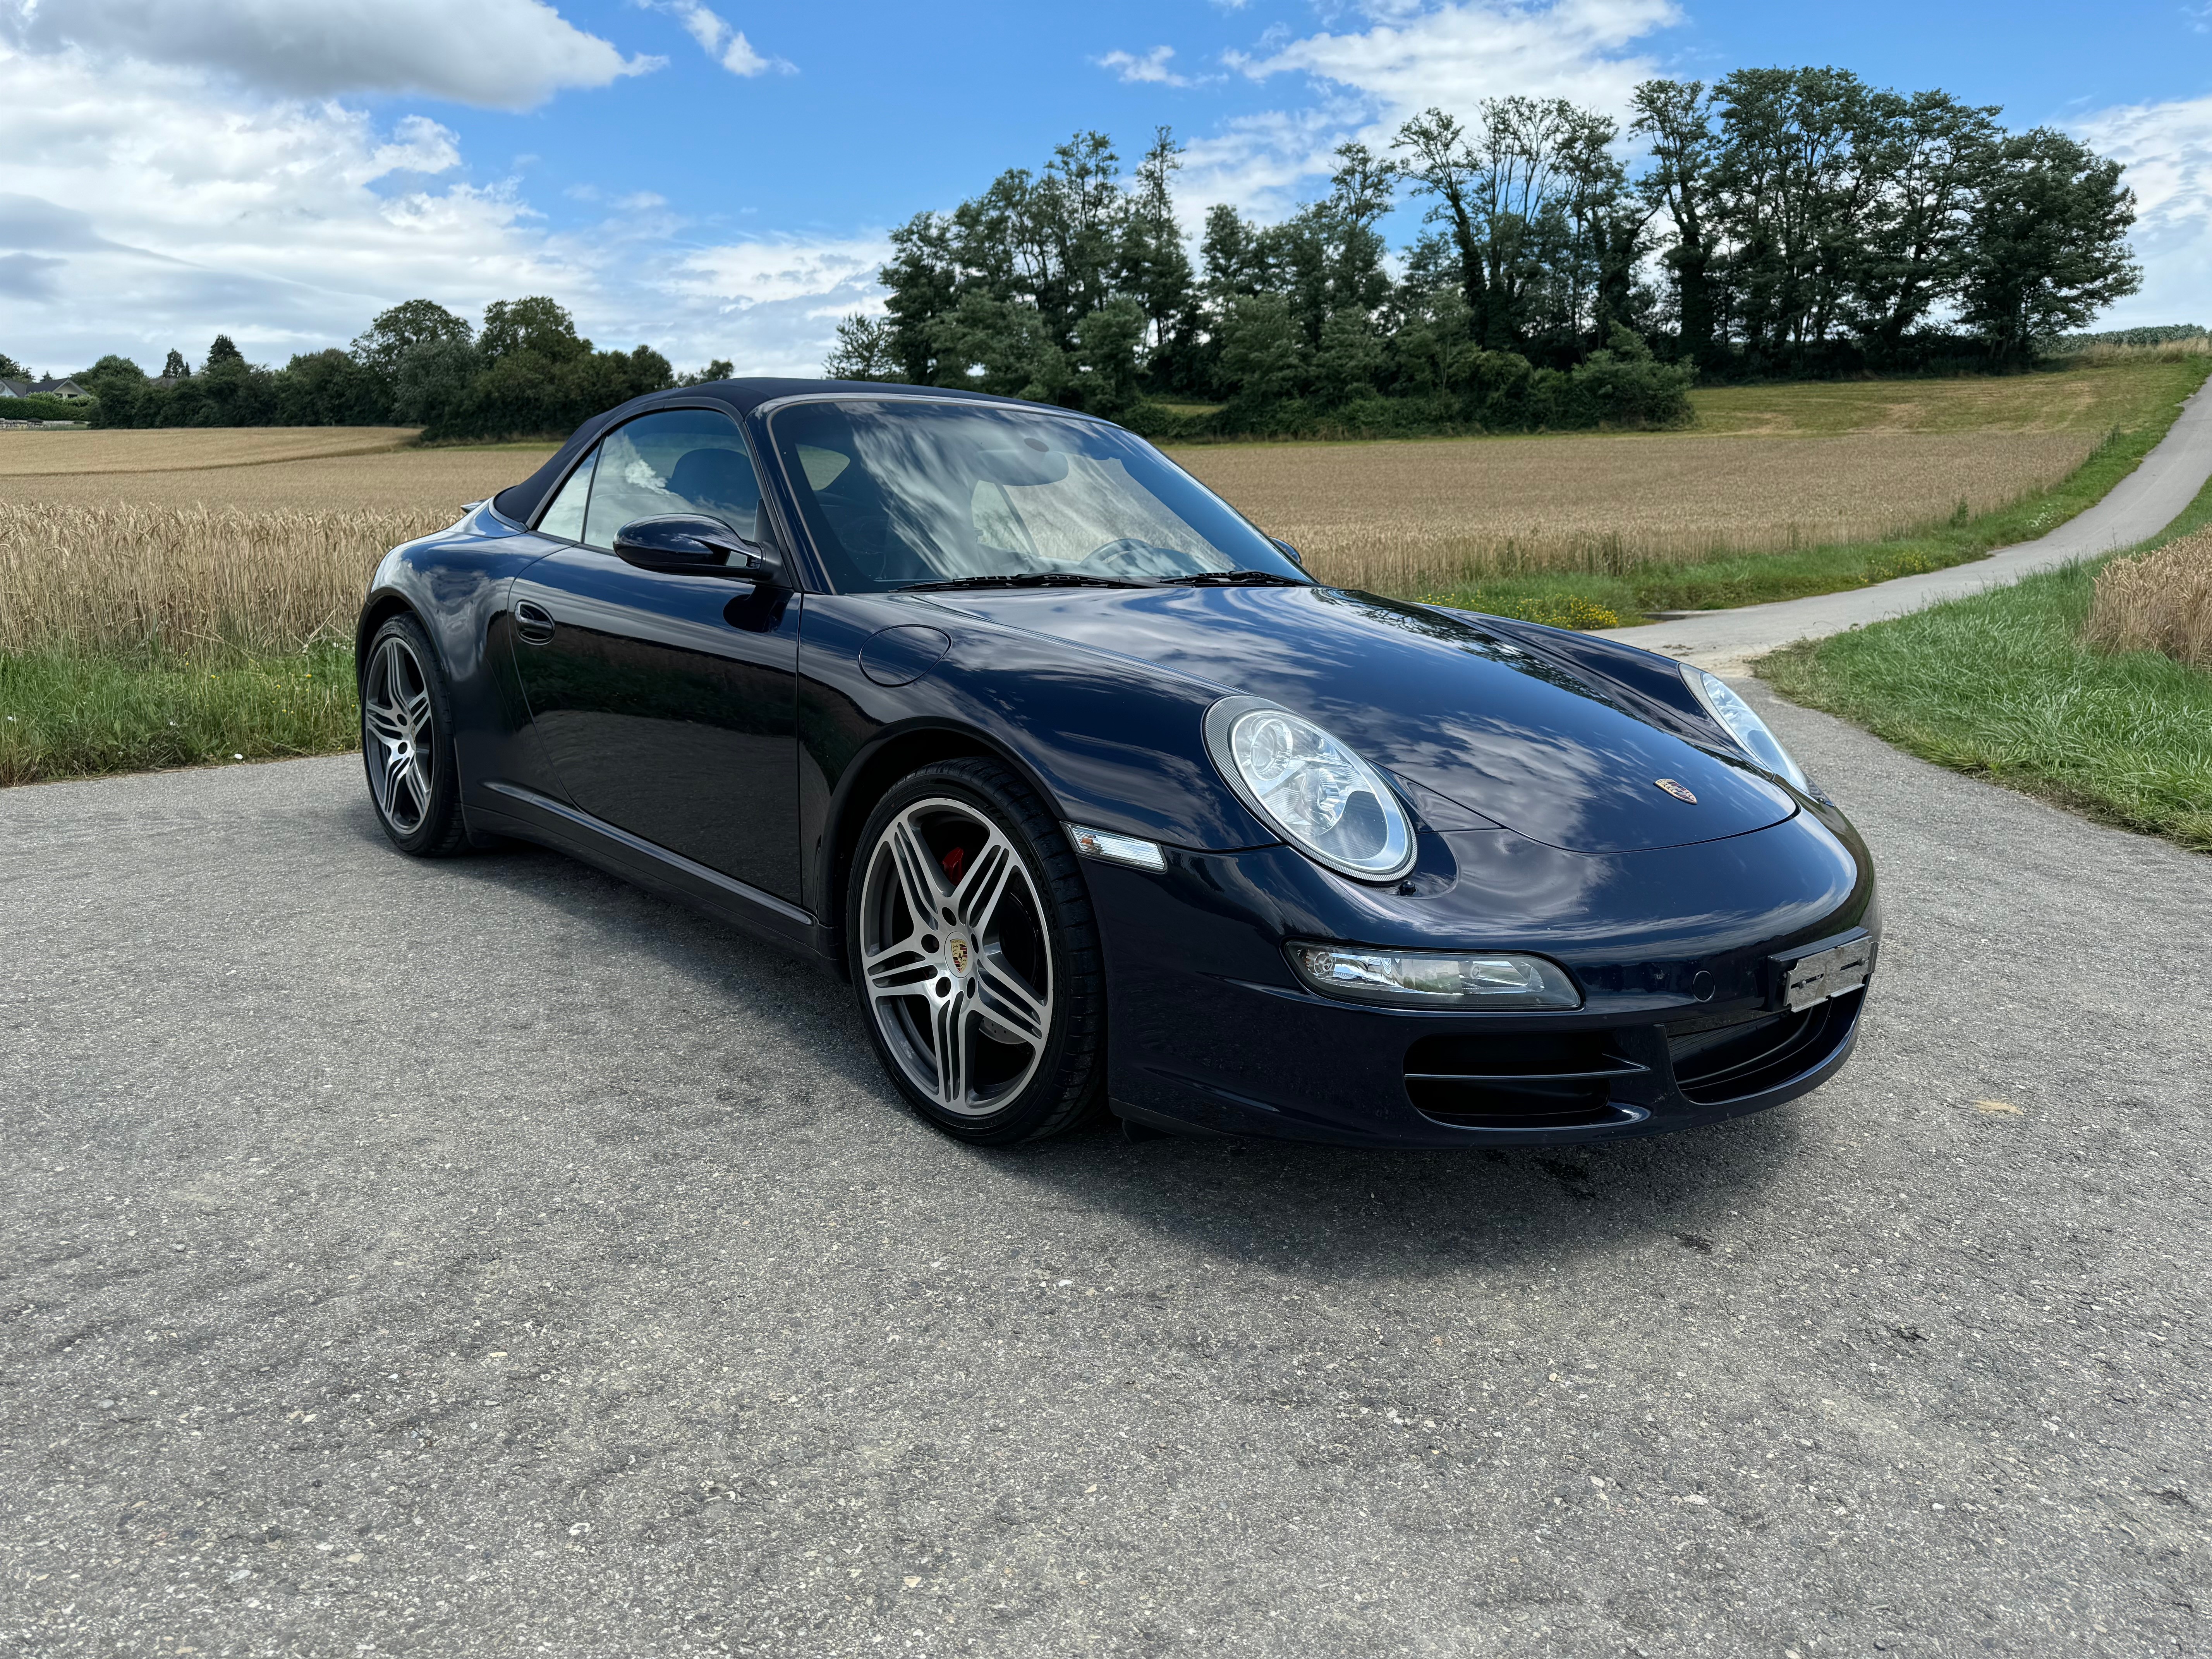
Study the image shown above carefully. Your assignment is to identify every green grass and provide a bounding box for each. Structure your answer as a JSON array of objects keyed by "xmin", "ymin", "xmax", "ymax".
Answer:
[
  {"xmin": 1419, "ymin": 358, "xmax": 2212, "ymax": 625},
  {"xmin": 1759, "ymin": 481, "xmax": 2212, "ymax": 853},
  {"xmin": 0, "ymin": 645, "xmax": 359, "ymax": 787}
]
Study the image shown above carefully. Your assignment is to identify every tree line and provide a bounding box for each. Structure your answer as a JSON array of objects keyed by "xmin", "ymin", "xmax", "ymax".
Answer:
[
  {"xmin": 829, "ymin": 65, "xmax": 2142, "ymax": 436},
  {"xmin": 57, "ymin": 299, "xmax": 727, "ymax": 440}
]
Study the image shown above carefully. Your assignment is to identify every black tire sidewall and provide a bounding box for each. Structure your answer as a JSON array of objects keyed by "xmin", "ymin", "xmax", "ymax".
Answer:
[
  {"xmin": 361, "ymin": 613, "xmax": 466, "ymax": 857},
  {"xmin": 847, "ymin": 761, "xmax": 1104, "ymax": 1144}
]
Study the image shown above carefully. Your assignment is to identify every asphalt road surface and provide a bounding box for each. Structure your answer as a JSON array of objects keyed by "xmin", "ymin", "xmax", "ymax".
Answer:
[
  {"xmin": 4, "ymin": 682, "xmax": 2208, "ymax": 1658},
  {"xmin": 1598, "ymin": 379, "xmax": 2212, "ymax": 673}
]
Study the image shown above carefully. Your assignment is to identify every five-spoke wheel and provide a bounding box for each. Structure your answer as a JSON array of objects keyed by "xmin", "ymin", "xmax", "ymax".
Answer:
[
  {"xmin": 361, "ymin": 613, "xmax": 466, "ymax": 856},
  {"xmin": 848, "ymin": 759, "xmax": 1104, "ymax": 1142}
]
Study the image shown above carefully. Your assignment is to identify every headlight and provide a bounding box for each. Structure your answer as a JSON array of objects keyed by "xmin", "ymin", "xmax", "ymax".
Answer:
[
  {"xmin": 1681, "ymin": 666, "xmax": 1808, "ymax": 790},
  {"xmin": 1204, "ymin": 697, "xmax": 1415, "ymax": 882},
  {"xmin": 1288, "ymin": 944, "xmax": 1582, "ymax": 1009}
]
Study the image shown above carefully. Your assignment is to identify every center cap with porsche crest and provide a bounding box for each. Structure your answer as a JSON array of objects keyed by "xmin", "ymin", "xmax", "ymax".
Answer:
[
  {"xmin": 1654, "ymin": 778, "xmax": 1698, "ymax": 804},
  {"xmin": 948, "ymin": 937, "xmax": 970, "ymax": 974}
]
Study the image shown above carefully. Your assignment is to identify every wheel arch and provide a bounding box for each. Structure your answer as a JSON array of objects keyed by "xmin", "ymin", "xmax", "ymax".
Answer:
[
  {"xmin": 355, "ymin": 590, "xmax": 422, "ymax": 681},
  {"xmin": 817, "ymin": 720, "xmax": 1077, "ymax": 975}
]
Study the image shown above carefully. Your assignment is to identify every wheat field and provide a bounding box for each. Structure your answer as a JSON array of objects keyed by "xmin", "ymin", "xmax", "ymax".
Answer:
[
  {"xmin": 2084, "ymin": 526, "xmax": 2212, "ymax": 671},
  {"xmin": 0, "ymin": 356, "xmax": 2177, "ymax": 655},
  {"xmin": 1173, "ymin": 429, "xmax": 2098, "ymax": 594}
]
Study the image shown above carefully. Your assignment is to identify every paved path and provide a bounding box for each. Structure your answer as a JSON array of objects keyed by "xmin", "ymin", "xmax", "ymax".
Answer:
[
  {"xmin": 1600, "ymin": 380, "xmax": 2212, "ymax": 673},
  {"xmin": 4, "ymin": 689, "xmax": 2208, "ymax": 1657}
]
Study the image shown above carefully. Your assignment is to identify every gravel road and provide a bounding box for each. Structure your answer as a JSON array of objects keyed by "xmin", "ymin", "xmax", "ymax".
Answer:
[
  {"xmin": 3, "ymin": 682, "xmax": 2207, "ymax": 1658},
  {"xmin": 1598, "ymin": 379, "xmax": 2212, "ymax": 673}
]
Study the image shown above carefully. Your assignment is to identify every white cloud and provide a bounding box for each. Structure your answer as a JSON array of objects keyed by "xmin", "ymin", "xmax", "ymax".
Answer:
[
  {"xmin": 1183, "ymin": 0, "xmax": 1678, "ymax": 217},
  {"xmin": 2075, "ymin": 94, "xmax": 2212, "ymax": 328},
  {"xmin": 1098, "ymin": 46, "xmax": 1192, "ymax": 87},
  {"xmin": 0, "ymin": 41, "xmax": 871, "ymax": 378},
  {"xmin": 639, "ymin": 0, "xmax": 794, "ymax": 77},
  {"xmin": 1237, "ymin": 0, "xmax": 1677, "ymax": 120},
  {"xmin": 677, "ymin": 239, "xmax": 888, "ymax": 310},
  {"xmin": 0, "ymin": 0, "xmax": 659, "ymax": 109}
]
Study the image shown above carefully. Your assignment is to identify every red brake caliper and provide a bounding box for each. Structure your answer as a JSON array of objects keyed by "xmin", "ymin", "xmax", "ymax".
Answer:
[{"xmin": 940, "ymin": 845, "xmax": 966, "ymax": 884}]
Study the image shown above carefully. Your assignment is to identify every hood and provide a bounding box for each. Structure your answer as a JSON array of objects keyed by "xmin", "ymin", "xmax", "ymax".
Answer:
[{"xmin": 922, "ymin": 584, "xmax": 1796, "ymax": 855}]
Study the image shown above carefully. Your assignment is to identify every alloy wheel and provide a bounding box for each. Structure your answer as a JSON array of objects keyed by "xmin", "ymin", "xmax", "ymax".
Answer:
[
  {"xmin": 858, "ymin": 797, "xmax": 1054, "ymax": 1117},
  {"xmin": 363, "ymin": 633, "xmax": 435, "ymax": 836}
]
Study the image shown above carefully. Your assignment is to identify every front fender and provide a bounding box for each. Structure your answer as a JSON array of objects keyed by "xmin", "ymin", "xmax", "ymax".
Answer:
[{"xmin": 795, "ymin": 593, "xmax": 1279, "ymax": 923}]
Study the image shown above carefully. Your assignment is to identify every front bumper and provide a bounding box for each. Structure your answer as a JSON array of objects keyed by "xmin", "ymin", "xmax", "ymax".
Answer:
[{"xmin": 1089, "ymin": 811, "xmax": 1876, "ymax": 1147}]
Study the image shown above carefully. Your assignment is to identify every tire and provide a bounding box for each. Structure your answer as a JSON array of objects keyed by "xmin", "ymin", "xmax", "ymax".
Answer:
[
  {"xmin": 847, "ymin": 757, "xmax": 1107, "ymax": 1144},
  {"xmin": 360, "ymin": 613, "xmax": 468, "ymax": 858}
]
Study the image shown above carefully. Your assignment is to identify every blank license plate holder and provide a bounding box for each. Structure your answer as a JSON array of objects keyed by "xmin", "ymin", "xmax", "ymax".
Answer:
[{"xmin": 1772, "ymin": 933, "xmax": 1874, "ymax": 1012}]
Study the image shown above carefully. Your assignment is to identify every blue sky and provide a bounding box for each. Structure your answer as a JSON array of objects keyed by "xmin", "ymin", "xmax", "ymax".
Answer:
[{"xmin": 3, "ymin": 0, "xmax": 2209, "ymax": 378}]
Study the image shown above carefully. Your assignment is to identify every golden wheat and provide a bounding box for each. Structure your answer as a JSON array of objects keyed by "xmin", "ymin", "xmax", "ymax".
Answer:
[
  {"xmin": 0, "ymin": 505, "xmax": 445, "ymax": 656},
  {"xmin": 0, "ymin": 441, "xmax": 556, "ymax": 514},
  {"xmin": 2083, "ymin": 527, "xmax": 2212, "ymax": 671},
  {"xmin": 0, "ymin": 418, "xmax": 2104, "ymax": 654},
  {"xmin": 0, "ymin": 426, "xmax": 424, "ymax": 478},
  {"xmin": 1172, "ymin": 430, "xmax": 2096, "ymax": 594}
]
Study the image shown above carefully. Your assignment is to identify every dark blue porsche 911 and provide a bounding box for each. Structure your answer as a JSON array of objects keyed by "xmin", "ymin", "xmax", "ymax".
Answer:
[{"xmin": 356, "ymin": 379, "xmax": 1875, "ymax": 1147}]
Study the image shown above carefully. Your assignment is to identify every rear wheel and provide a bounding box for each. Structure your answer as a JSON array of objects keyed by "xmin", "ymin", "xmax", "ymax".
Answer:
[
  {"xmin": 361, "ymin": 614, "xmax": 467, "ymax": 857},
  {"xmin": 848, "ymin": 759, "xmax": 1106, "ymax": 1144}
]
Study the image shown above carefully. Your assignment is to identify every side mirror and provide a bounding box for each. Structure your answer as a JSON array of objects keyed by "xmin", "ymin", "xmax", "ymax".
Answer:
[
  {"xmin": 1269, "ymin": 536, "xmax": 1305, "ymax": 568},
  {"xmin": 613, "ymin": 515, "xmax": 781, "ymax": 580}
]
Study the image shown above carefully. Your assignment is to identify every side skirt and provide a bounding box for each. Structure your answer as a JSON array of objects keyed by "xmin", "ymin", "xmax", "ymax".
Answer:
[{"xmin": 474, "ymin": 781, "xmax": 840, "ymax": 966}]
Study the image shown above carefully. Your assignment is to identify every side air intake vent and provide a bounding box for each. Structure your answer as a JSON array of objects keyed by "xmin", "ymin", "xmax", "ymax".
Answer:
[
  {"xmin": 1668, "ymin": 993, "xmax": 1858, "ymax": 1105},
  {"xmin": 1403, "ymin": 1032, "xmax": 1647, "ymax": 1130}
]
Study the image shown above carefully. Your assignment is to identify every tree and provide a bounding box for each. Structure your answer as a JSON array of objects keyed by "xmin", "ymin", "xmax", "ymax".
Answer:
[
  {"xmin": 1632, "ymin": 80, "xmax": 1723, "ymax": 364},
  {"xmin": 1845, "ymin": 89, "xmax": 2002, "ymax": 358},
  {"xmin": 275, "ymin": 349, "xmax": 388, "ymax": 426},
  {"xmin": 1707, "ymin": 67, "xmax": 1874, "ymax": 363},
  {"xmin": 1122, "ymin": 127, "xmax": 1195, "ymax": 357},
  {"xmin": 478, "ymin": 296, "xmax": 588, "ymax": 364},
  {"xmin": 205, "ymin": 334, "xmax": 245, "ymax": 368},
  {"xmin": 350, "ymin": 299, "xmax": 472, "ymax": 379},
  {"xmin": 822, "ymin": 317, "xmax": 901, "ymax": 381},
  {"xmin": 161, "ymin": 349, "xmax": 189, "ymax": 379},
  {"xmin": 78, "ymin": 355, "xmax": 148, "ymax": 427},
  {"xmin": 1960, "ymin": 128, "xmax": 2140, "ymax": 361},
  {"xmin": 0, "ymin": 350, "xmax": 26, "ymax": 379},
  {"xmin": 1216, "ymin": 294, "xmax": 1306, "ymax": 407},
  {"xmin": 390, "ymin": 337, "xmax": 481, "ymax": 428},
  {"xmin": 677, "ymin": 358, "xmax": 737, "ymax": 386}
]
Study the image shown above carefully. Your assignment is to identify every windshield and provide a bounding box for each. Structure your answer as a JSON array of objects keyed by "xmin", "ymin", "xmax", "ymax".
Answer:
[{"xmin": 765, "ymin": 398, "xmax": 1309, "ymax": 592}]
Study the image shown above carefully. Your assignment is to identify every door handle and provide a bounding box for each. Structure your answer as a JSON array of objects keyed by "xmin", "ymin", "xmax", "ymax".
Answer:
[{"xmin": 515, "ymin": 600, "xmax": 555, "ymax": 644}]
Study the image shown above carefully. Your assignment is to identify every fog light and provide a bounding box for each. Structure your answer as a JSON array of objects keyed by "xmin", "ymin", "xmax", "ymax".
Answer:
[{"xmin": 1287, "ymin": 943, "xmax": 1582, "ymax": 1009}]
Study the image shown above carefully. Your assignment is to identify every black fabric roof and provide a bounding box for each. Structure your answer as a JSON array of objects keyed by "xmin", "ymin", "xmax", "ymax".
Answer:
[{"xmin": 486, "ymin": 378, "xmax": 1018, "ymax": 527}]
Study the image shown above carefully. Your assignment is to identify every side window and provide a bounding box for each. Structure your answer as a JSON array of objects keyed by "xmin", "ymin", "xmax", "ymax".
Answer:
[
  {"xmin": 580, "ymin": 408, "xmax": 762, "ymax": 551},
  {"xmin": 536, "ymin": 450, "xmax": 596, "ymax": 541}
]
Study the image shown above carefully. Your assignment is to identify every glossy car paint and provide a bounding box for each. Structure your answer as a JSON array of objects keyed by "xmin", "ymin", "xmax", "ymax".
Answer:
[{"xmin": 357, "ymin": 379, "xmax": 1876, "ymax": 1147}]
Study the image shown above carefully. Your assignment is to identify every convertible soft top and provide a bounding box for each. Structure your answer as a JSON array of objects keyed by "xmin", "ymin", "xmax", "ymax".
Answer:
[{"xmin": 488, "ymin": 378, "xmax": 1014, "ymax": 526}]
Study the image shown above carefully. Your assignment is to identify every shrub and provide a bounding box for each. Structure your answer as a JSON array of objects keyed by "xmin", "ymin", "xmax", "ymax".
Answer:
[{"xmin": 2, "ymin": 394, "xmax": 95, "ymax": 422}]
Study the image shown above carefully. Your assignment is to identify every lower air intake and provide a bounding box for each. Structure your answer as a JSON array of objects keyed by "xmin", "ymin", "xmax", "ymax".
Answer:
[
  {"xmin": 1403, "ymin": 1032, "xmax": 1647, "ymax": 1130},
  {"xmin": 1667, "ymin": 992, "xmax": 1858, "ymax": 1105}
]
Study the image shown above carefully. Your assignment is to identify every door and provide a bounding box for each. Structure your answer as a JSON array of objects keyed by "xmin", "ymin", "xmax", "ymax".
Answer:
[{"xmin": 509, "ymin": 407, "xmax": 804, "ymax": 905}]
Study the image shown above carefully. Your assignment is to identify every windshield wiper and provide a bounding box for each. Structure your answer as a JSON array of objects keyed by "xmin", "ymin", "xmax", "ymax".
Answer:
[
  {"xmin": 1154, "ymin": 570, "xmax": 1309, "ymax": 587},
  {"xmin": 898, "ymin": 572, "xmax": 1152, "ymax": 592}
]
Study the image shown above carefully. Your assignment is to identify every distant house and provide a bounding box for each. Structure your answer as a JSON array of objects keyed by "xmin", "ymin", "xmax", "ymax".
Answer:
[
  {"xmin": 31, "ymin": 376, "xmax": 88, "ymax": 399},
  {"xmin": 0, "ymin": 379, "xmax": 30, "ymax": 399}
]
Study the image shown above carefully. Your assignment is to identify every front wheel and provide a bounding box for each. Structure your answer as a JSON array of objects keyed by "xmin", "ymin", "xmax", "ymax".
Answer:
[
  {"xmin": 847, "ymin": 759, "xmax": 1106, "ymax": 1144},
  {"xmin": 361, "ymin": 614, "xmax": 467, "ymax": 857}
]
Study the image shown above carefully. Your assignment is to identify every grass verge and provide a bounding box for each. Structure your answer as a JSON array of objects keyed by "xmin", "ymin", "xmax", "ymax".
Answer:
[
  {"xmin": 0, "ymin": 645, "xmax": 358, "ymax": 788},
  {"xmin": 1416, "ymin": 357, "xmax": 2210, "ymax": 626},
  {"xmin": 1759, "ymin": 481, "xmax": 2212, "ymax": 853}
]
